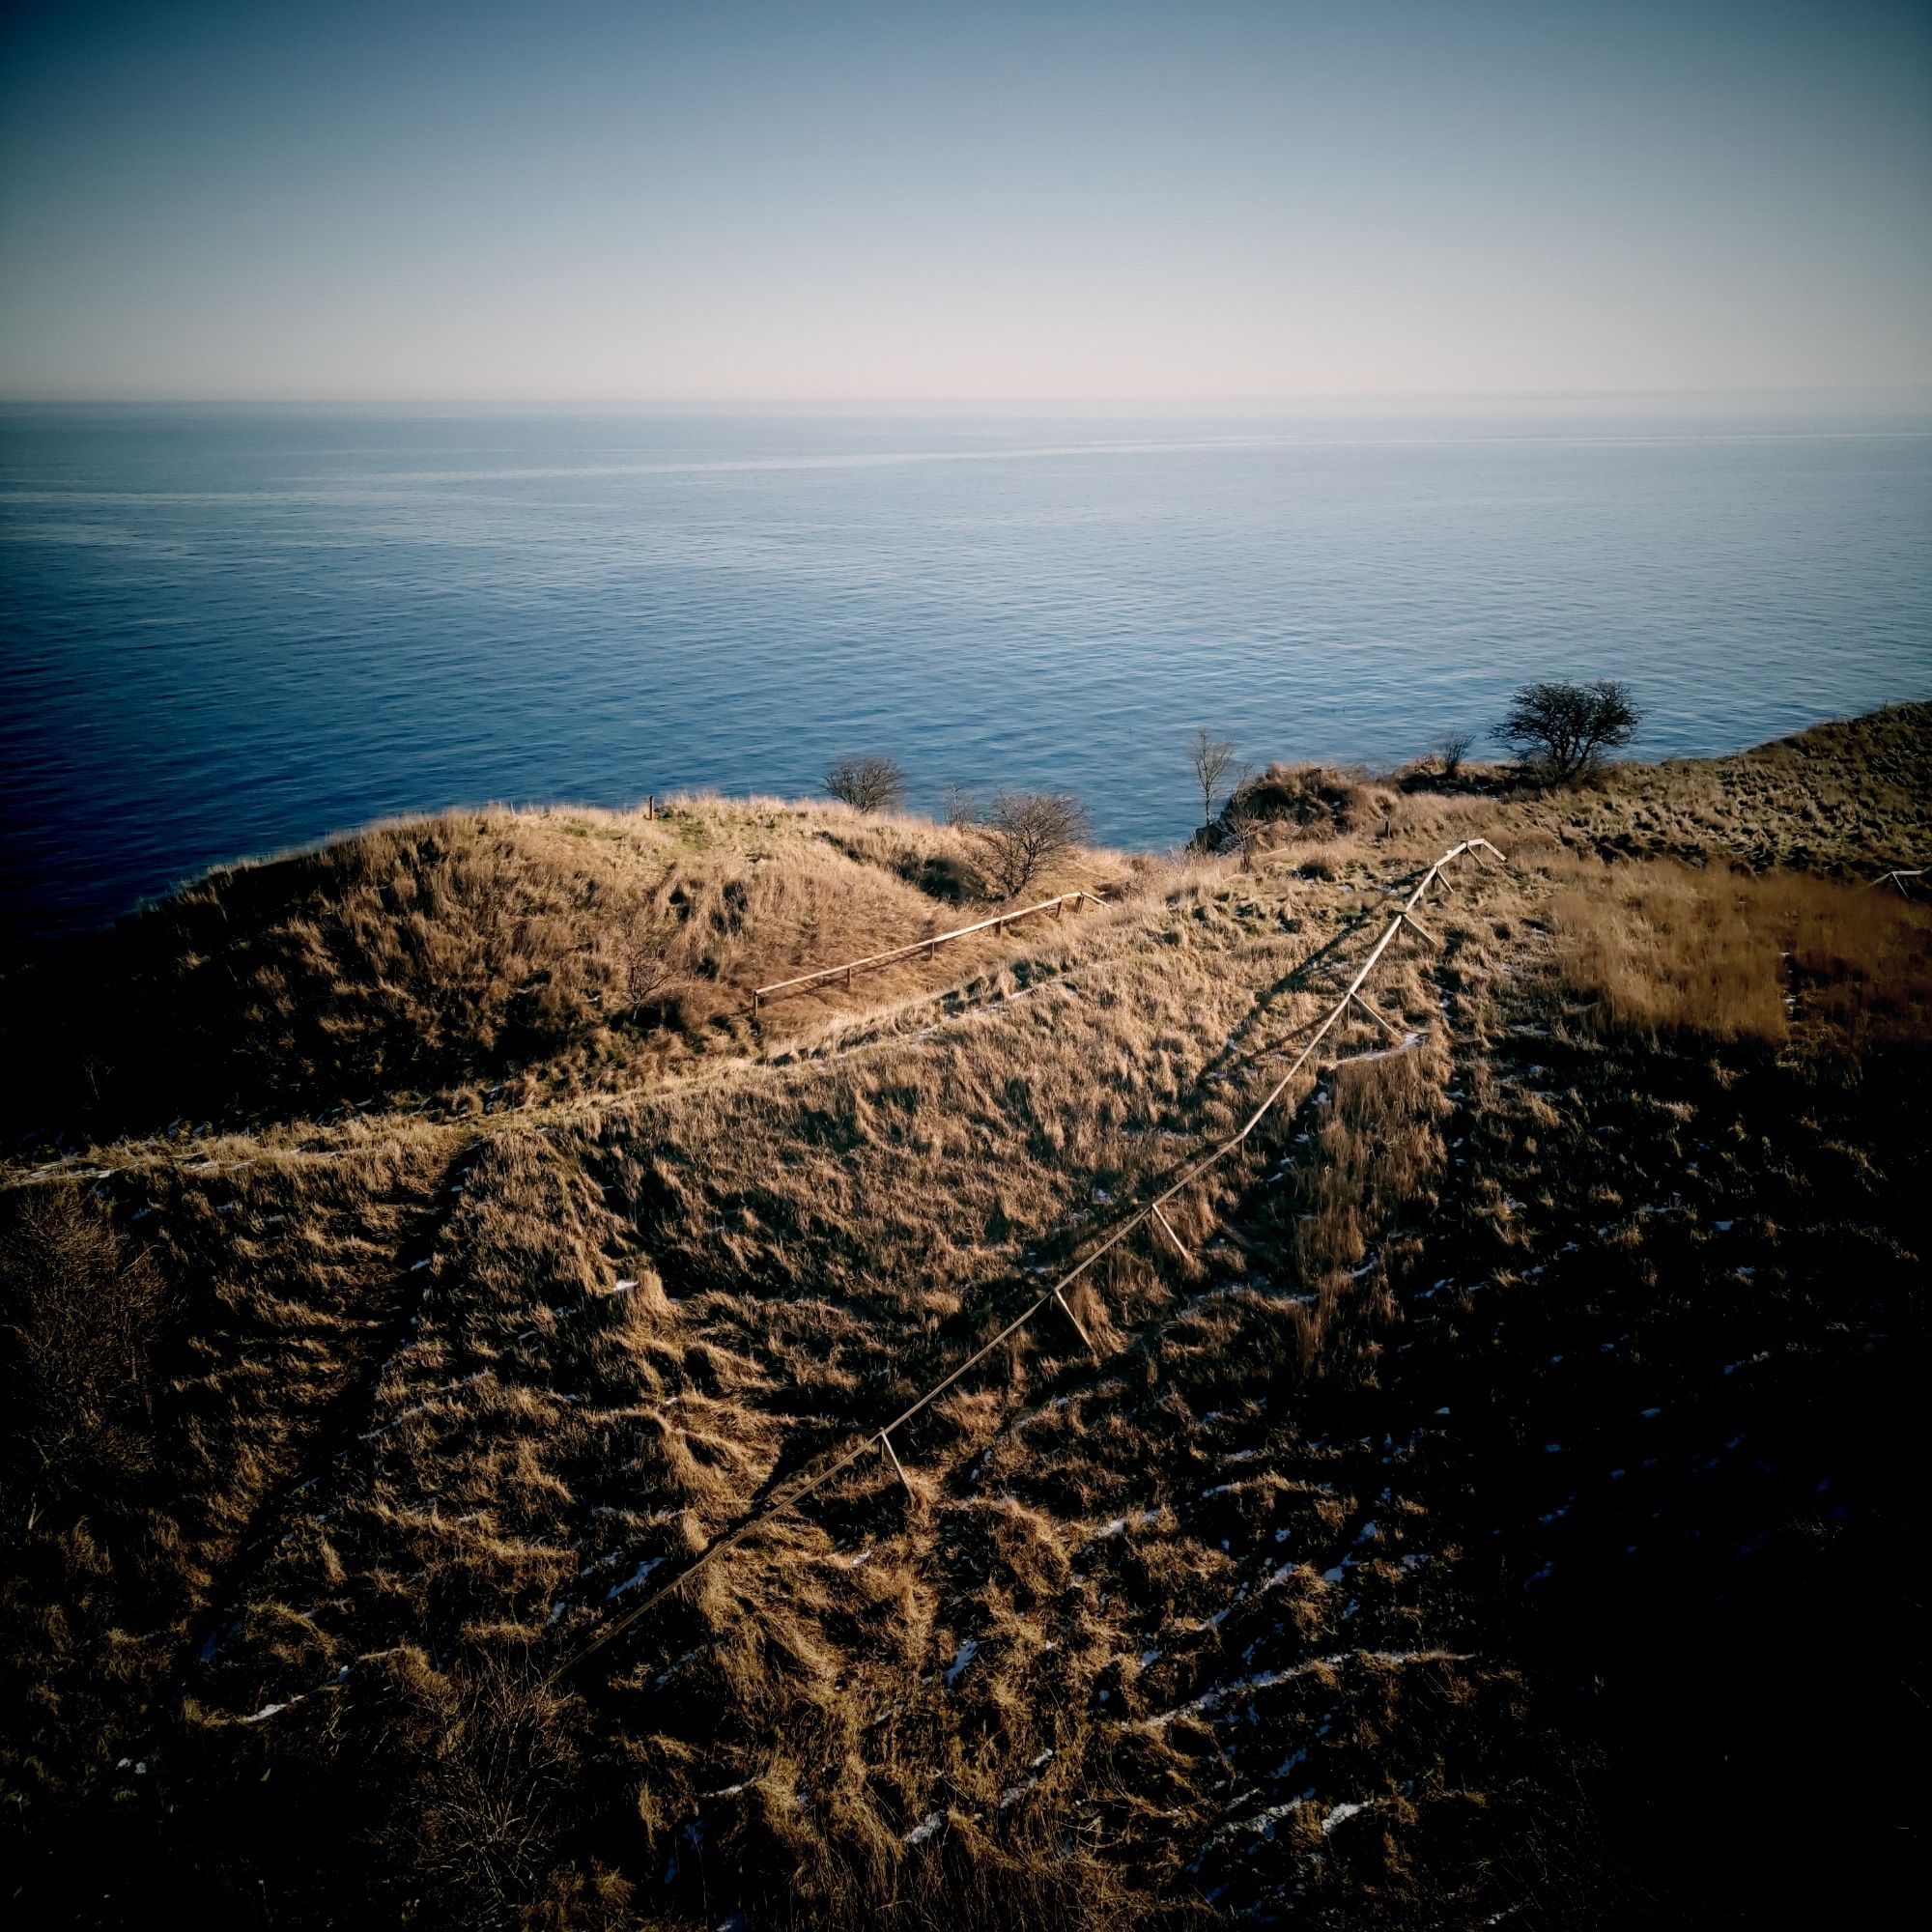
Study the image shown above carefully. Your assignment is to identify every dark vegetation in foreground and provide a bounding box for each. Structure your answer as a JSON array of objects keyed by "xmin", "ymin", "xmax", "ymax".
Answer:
[{"xmin": 2, "ymin": 702, "xmax": 1928, "ymax": 1928}]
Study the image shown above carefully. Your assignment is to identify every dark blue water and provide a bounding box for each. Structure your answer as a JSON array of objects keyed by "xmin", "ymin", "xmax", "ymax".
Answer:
[{"xmin": 3, "ymin": 401, "xmax": 1928, "ymax": 947}]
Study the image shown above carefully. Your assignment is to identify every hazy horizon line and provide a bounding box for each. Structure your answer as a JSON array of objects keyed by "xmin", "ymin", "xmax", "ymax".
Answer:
[{"xmin": 6, "ymin": 383, "xmax": 1931, "ymax": 414}]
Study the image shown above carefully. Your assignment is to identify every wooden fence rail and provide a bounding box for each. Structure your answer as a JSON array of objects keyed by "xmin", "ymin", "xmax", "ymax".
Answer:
[
  {"xmin": 548, "ymin": 838, "xmax": 1506, "ymax": 1683},
  {"xmin": 752, "ymin": 890, "xmax": 1109, "ymax": 1009}
]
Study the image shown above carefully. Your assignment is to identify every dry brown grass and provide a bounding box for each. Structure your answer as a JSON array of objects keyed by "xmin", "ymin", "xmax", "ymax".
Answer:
[
  {"xmin": 3, "ymin": 702, "xmax": 1926, "ymax": 1927},
  {"xmin": 1550, "ymin": 857, "xmax": 1932, "ymax": 1051},
  {"xmin": 3, "ymin": 796, "xmax": 1116, "ymax": 1143}
]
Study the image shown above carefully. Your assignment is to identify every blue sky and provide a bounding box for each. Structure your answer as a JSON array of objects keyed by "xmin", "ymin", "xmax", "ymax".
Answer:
[{"xmin": 2, "ymin": 0, "xmax": 1928, "ymax": 400}]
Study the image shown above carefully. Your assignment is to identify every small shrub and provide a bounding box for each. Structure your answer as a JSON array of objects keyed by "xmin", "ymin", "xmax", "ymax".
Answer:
[
  {"xmin": 1430, "ymin": 730, "xmax": 1475, "ymax": 779},
  {"xmin": 896, "ymin": 849, "xmax": 978, "ymax": 903},
  {"xmin": 0, "ymin": 1187, "xmax": 172, "ymax": 1493},
  {"xmin": 824, "ymin": 754, "xmax": 907, "ymax": 813},
  {"xmin": 1215, "ymin": 763, "xmax": 1378, "ymax": 842}
]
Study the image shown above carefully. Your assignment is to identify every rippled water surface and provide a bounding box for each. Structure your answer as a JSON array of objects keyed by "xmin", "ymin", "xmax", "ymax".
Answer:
[{"xmin": 3, "ymin": 402, "xmax": 1927, "ymax": 944}]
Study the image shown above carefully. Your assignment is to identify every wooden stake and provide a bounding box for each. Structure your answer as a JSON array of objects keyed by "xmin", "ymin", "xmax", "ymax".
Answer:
[
  {"xmin": 1053, "ymin": 1289, "xmax": 1099, "ymax": 1358},
  {"xmin": 1150, "ymin": 1203, "xmax": 1192, "ymax": 1264},
  {"xmin": 1401, "ymin": 910, "xmax": 1437, "ymax": 946},
  {"xmin": 1350, "ymin": 989, "xmax": 1403, "ymax": 1040},
  {"xmin": 879, "ymin": 1433, "xmax": 914, "ymax": 1496}
]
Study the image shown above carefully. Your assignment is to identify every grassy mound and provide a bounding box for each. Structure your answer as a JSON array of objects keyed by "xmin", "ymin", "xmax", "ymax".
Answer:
[{"xmin": 3, "ymin": 797, "xmax": 1102, "ymax": 1143}]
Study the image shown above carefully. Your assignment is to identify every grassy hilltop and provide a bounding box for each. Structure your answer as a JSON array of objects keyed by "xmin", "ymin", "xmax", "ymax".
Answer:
[{"xmin": 2, "ymin": 704, "xmax": 1928, "ymax": 1929}]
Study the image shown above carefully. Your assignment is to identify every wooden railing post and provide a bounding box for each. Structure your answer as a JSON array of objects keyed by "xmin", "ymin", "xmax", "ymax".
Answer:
[
  {"xmin": 1053, "ymin": 1288, "xmax": 1099, "ymax": 1359},
  {"xmin": 1150, "ymin": 1203, "xmax": 1192, "ymax": 1264}
]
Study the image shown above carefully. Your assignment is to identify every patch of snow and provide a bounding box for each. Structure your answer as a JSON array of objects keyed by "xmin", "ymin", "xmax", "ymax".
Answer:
[
  {"xmin": 1322, "ymin": 1800, "xmax": 1371, "ymax": 1834},
  {"xmin": 1250, "ymin": 1797, "xmax": 1309, "ymax": 1838},
  {"xmin": 944, "ymin": 1637, "xmax": 980, "ymax": 1690},
  {"xmin": 1085, "ymin": 1509, "xmax": 1159, "ymax": 1547},
  {"xmin": 607, "ymin": 1557, "xmax": 665, "ymax": 1599},
  {"xmin": 905, "ymin": 1811, "xmax": 946, "ymax": 1847},
  {"xmin": 998, "ymin": 1748, "xmax": 1055, "ymax": 1810}
]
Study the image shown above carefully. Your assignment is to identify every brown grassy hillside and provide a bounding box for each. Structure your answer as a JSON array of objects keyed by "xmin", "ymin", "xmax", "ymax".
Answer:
[
  {"xmin": 2, "ymin": 705, "xmax": 1926, "ymax": 1929},
  {"xmin": 1, "ymin": 796, "xmax": 1114, "ymax": 1144}
]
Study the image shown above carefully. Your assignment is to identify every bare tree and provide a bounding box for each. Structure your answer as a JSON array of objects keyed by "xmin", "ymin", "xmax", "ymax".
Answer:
[
  {"xmin": 823, "ymin": 754, "xmax": 907, "ymax": 813},
  {"xmin": 1217, "ymin": 797, "xmax": 1265, "ymax": 868},
  {"xmin": 1188, "ymin": 728, "xmax": 1238, "ymax": 830},
  {"xmin": 1429, "ymin": 729, "xmax": 1475, "ymax": 779},
  {"xmin": 940, "ymin": 780, "xmax": 980, "ymax": 829},
  {"xmin": 611, "ymin": 898, "xmax": 681, "ymax": 1022},
  {"xmin": 975, "ymin": 791, "xmax": 1091, "ymax": 897},
  {"xmin": 1493, "ymin": 680, "xmax": 1643, "ymax": 784}
]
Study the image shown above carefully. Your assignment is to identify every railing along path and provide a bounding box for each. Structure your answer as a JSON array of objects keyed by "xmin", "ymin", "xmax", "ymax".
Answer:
[
  {"xmin": 753, "ymin": 890, "xmax": 1108, "ymax": 1009},
  {"xmin": 548, "ymin": 838, "xmax": 1506, "ymax": 1684}
]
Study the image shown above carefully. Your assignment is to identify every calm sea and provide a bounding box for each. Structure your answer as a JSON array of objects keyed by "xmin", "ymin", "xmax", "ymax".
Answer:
[{"xmin": 2, "ymin": 400, "xmax": 1927, "ymax": 949}]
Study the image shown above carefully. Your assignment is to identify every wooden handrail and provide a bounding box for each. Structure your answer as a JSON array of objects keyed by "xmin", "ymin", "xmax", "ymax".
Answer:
[{"xmin": 752, "ymin": 891, "xmax": 1109, "ymax": 1009}]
